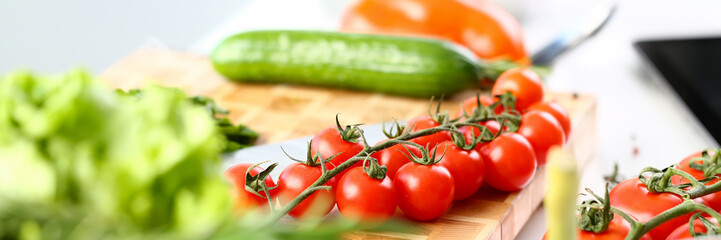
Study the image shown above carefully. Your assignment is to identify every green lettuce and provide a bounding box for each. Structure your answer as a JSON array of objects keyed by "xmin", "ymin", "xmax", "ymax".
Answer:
[
  {"xmin": 0, "ymin": 69, "xmax": 235, "ymax": 239},
  {"xmin": 0, "ymin": 69, "xmax": 386, "ymax": 240},
  {"xmin": 117, "ymin": 89, "xmax": 259, "ymax": 153}
]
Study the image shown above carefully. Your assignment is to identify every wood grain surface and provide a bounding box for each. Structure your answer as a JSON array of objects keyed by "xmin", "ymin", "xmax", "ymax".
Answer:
[{"xmin": 100, "ymin": 47, "xmax": 597, "ymax": 240}]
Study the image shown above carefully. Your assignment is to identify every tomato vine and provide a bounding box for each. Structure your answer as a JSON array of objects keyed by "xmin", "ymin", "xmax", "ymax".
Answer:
[
  {"xmin": 570, "ymin": 149, "xmax": 721, "ymax": 240},
  {"xmin": 252, "ymin": 92, "xmax": 523, "ymax": 224}
]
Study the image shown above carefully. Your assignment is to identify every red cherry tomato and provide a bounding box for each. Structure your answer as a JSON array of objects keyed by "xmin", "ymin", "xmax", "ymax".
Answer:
[
  {"xmin": 527, "ymin": 101, "xmax": 572, "ymax": 139},
  {"xmin": 609, "ymin": 178, "xmax": 692, "ymax": 240},
  {"xmin": 479, "ymin": 132, "xmax": 537, "ymax": 191},
  {"xmin": 224, "ymin": 163, "xmax": 277, "ymax": 210},
  {"xmin": 310, "ymin": 126, "xmax": 365, "ymax": 179},
  {"xmin": 665, "ymin": 216, "xmax": 716, "ymax": 240},
  {"xmin": 460, "ymin": 119, "xmax": 502, "ymax": 139},
  {"xmin": 394, "ymin": 162, "xmax": 454, "ymax": 221},
  {"xmin": 542, "ymin": 214, "xmax": 652, "ymax": 240},
  {"xmin": 454, "ymin": 95, "xmax": 504, "ymax": 152},
  {"xmin": 277, "ymin": 163, "xmax": 336, "ymax": 219},
  {"xmin": 459, "ymin": 120, "xmax": 502, "ymax": 152},
  {"xmin": 454, "ymin": 95, "xmax": 497, "ymax": 118},
  {"xmin": 491, "ymin": 68, "xmax": 543, "ymax": 111},
  {"xmin": 405, "ymin": 115, "xmax": 451, "ymax": 150},
  {"xmin": 340, "ymin": 0, "xmax": 528, "ymax": 63},
  {"xmin": 436, "ymin": 141, "xmax": 484, "ymax": 200},
  {"xmin": 370, "ymin": 140, "xmax": 421, "ymax": 179},
  {"xmin": 517, "ymin": 111, "xmax": 565, "ymax": 166},
  {"xmin": 671, "ymin": 150, "xmax": 721, "ymax": 211},
  {"xmin": 336, "ymin": 167, "xmax": 397, "ymax": 223}
]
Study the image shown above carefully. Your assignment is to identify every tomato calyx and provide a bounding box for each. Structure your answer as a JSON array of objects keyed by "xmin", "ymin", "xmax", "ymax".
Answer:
[
  {"xmin": 577, "ymin": 186, "xmax": 614, "ymax": 233},
  {"xmin": 688, "ymin": 212, "xmax": 721, "ymax": 237},
  {"xmin": 638, "ymin": 166, "xmax": 720, "ymax": 199},
  {"xmin": 494, "ymin": 91, "xmax": 518, "ymax": 113},
  {"xmin": 244, "ymin": 161, "xmax": 279, "ymax": 200},
  {"xmin": 449, "ymin": 126, "xmax": 482, "ymax": 151},
  {"xmin": 639, "ymin": 166, "xmax": 701, "ymax": 198},
  {"xmin": 688, "ymin": 149, "xmax": 721, "ymax": 178},
  {"xmin": 361, "ymin": 155, "xmax": 388, "ymax": 180},
  {"xmin": 449, "ymin": 121, "xmax": 502, "ymax": 151},
  {"xmin": 603, "ymin": 162, "xmax": 624, "ymax": 189},
  {"xmin": 570, "ymin": 182, "xmax": 721, "ymax": 240},
  {"xmin": 282, "ymin": 141, "xmax": 341, "ymax": 170},
  {"xmin": 382, "ymin": 118, "xmax": 406, "ymax": 139},
  {"xmin": 334, "ymin": 114, "xmax": 363, "ymax": 143},
  {"xmin": 426, "ymin": 97, "xmax": 450, "ymax": 127},
  {"xmin": 399, "ymin": 141, "xmax": 444, "ymax": 165},
  {"xmin": 457, "ymin": 93, "xmax": 495, "ymax": 120},
  {"xmin": 489, "ymin": 92, "xmax": 522, "ymax": 133}
]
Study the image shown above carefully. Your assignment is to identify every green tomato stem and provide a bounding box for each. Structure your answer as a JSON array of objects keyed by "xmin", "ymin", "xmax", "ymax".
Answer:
[
  {"xmin": 623, "ymin": 200, "xmax": 721, "ymax": 240},
  {"xmin": 639, "ymin": 165, "xmax": 721, "ymax": 200},
  {"xmin": 262, "ymin": 183, "xmax": 274, "ymax": 213},
  {"xmin": 687, "ymin": 178, "xmax": 721, "ymax": 199}
]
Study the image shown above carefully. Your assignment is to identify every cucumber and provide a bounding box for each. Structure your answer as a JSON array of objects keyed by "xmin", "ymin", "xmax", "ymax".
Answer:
[{"xmin": 211, "ymin": 30, "xmax": 483, "ymax": 97}]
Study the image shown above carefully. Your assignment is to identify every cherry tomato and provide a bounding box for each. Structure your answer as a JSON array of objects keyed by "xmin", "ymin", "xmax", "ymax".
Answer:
[
  {"xmin": 459, "ymin": 120, "xmax": 501, "ymax": 152},
  {"xmin": 436, "ymin": 141, "xmax": 484, "ymax": 200},
  {"xmin": 340, "ymin": 0, "xmax": 528, "ymax": 63},
  {"xmin": 454, "ymin": 95, "xmax": 497, "ymax": 118},
  {"xmin": 542, "ymin": 214, "xmax": 652, "ymax": 240},
  {"xmin": 609, "ymin": 178, "xmax": 692, "ymax": 240},
  {"xmin": 455, "ymin": 95, "xmax": 503, "ymax": 151},
  {"xmin": 517, "ymin": 111, "xmax": 565, "ymax": 166},
  {"xmin": 479, "ymin": 132, "xmax": 536, "ymax": 191},
  {"xmin": 405, "ymin": 115, "xmax": 451, "ymax": 150},
  {"xmin": 665, "ymin": 217, "xmax": 716, "ymax": 240},
  {"xmin": 224, "ymin": 163, "xmax": 277, "ymax": 210},
  {"xmin": 311, "ymin": 126, "xmax": 364, "ymax": 179},
  {"xmin": 277, "ymin": 162, "xmax": 336, "ymax": 219},
  {"xmin": 394, "ymin": 162, "xmax": 454, "ymax": 221},
  {"xmin": 527, "ymin": 101, "xmax": 572, "ymax": 139},
  {"xmin": 491, "ymin": 68, "xmax": 543, "ymax": 111},
  {"xmin": 370, "ymin": 140, "xmax": 421, "ymax": 179},
  {"xmin": 460, "ymin": 119, "xmax": 502, "ymax": 138},
  {"xmin": 336, "ymin": 167, "xmax": 397, "ymax": 223},
  {"xmin": 671, "ymin": 150, "xmax": 721, "ymax": 211}
]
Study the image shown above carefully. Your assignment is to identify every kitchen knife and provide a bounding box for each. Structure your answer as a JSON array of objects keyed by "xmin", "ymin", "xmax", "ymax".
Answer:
[{"xmin": 531, "ymin": 3, "xmax": 617, "ymax": 66}]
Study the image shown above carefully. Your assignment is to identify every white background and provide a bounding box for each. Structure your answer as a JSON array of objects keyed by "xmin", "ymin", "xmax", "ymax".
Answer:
[
  {"xmin": 3, "ymin": 0, "xmax": 721, "ymax": 238},
  {"xmin": 0, "ymin": 0, "xmax": 246, "ymax": 73}
]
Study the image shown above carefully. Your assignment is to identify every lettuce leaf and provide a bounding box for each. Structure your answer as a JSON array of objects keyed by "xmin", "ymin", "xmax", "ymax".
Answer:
[
  {"xmin": 0, "ymin": 69, "xmax": 371, "ymax": 240},
  {"xmin": 0, "ymin": 69, "xmax": 232, "ymax": 239}
]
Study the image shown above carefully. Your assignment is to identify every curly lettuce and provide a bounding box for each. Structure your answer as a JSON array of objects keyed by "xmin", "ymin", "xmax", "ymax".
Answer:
[
  {"xmin": 0, "ymin": 69, "xmax": 375, "ymax": 240},
  {"xmin": 0, "ymin": 69, "xmax": 232, "ymax": 239}
]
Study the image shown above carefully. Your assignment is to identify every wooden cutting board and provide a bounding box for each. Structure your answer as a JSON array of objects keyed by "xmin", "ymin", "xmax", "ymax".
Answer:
[{"xmin": 100, "ymin": 47, "xmax": 597, "ymax": 240}]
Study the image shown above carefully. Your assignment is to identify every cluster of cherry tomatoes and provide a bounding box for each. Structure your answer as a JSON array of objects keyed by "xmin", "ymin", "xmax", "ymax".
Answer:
[
  {"xmin": 224, "ymin": 67, "xmax": 572, "ymax": 223},
  {"xmin": 544, "ymin": 149, "xmax": 721, "ymax": 240}
]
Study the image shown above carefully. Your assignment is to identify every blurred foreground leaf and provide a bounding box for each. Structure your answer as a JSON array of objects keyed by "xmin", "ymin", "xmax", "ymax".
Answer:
[
  {"xmin": 0, "ymin": 69, "xmax": 389, "ymax": 239},
  {"xmin": 118, "ymin": 90, "xmax": 258, "ymax": 152}
]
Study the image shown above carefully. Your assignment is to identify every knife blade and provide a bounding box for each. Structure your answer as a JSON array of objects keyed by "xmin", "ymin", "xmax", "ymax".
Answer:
[{"xmin": 531, "ymin": 3, "xmax": 618, "ymax": 66}]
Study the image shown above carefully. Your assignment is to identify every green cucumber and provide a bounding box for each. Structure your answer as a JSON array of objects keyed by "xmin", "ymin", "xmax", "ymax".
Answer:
[{"xmin": 211, "ymin": 30, "xmax": 483, "ymax": 97}]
